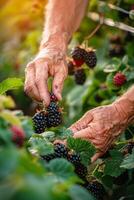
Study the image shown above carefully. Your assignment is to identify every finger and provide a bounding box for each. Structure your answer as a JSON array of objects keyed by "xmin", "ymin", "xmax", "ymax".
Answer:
[
  {"xmin": 91, "ymin": 152, "xmax": 104, "ymax": 163},
  {"xmin": 73, "ymin": 127, "xmax": 94, "ymax": 140},
  {"xmin": 52, "ymin": 64, "xmax": 67, "ymax": 101},
  {"xmin": 69, "ymin": 112, "xmax": 93, "ymax": 133},
  {"xmin": 35, "ymin": 61, "xmax": 50, "ymax": 106},
  {"xmin": 24, "ymin": 64, "xmax": 40, "ymax": 101}
]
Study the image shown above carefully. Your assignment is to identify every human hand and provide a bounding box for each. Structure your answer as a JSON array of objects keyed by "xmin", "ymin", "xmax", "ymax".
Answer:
[
  {"xmin": 24, "ymin": 34, "xmax": 68, "ymax": 106},
  {"xmin": 69, "ymin": 101, "xmax": 134, "ymax": 162}
]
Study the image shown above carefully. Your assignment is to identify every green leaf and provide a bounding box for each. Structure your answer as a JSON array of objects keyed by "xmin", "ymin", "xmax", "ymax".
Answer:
[
  {"xmin": 41, "ymin": 131, "xmax": 55, "ymax": 141},
  {"xmin": 69, "ymin": 185, "xmax": 95, "ymax": 200},
  {"xmin": 48, "ymin": 158, "xmax": 76, "ymax": 180},
  {"xmin": 104, "ymin": 150, "xmax": 125, "ymax": 177},
  {"xmin": 120, "ymin": 150, "xmax": 134, "ymax": 169},
  {"xmin": 0, "ymin": 128, "xmax": 12, "ymax": 145},
  {"xmin": 67, "ymin": 137, "xmax": 96, "ymax": 166},
  {"xmin": 29, "ymin": 134, "xmax": 54, "ymax": 156},
  {"xmin": 0, "ymin": 78, "xmax": 23, "ymax": 94},
  {"xmin": 0, "ymin": 147, "xmax": 19, "ymax": 179},
  {"xmin": 21, "ymin": 117, "xmax": 34, "ymax": 139},
  {"xmin": 104, "ymin": 64, "xmax": 117, "ymax": 73},
  {"xmin": 56, "ymin": 127, "xmax": 73, "ymax": 140}
]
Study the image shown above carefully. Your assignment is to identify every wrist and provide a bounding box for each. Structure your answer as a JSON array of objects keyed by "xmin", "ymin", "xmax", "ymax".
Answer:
[
  {"xmin": 40, "ymin": 31, "xmax": 69, "ymax": 52},
  {"xmin": 113, "ymin": 97, "xmax": 134, "ymax": 124}
]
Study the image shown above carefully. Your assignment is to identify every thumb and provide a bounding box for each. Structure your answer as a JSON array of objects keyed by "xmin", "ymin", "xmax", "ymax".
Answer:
[{"xmin": 91, "ymin": 152, "xmax": 104, "ymax": 163}]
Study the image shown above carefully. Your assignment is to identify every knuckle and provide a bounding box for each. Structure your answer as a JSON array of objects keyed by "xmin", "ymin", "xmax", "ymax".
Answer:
[{"xmin": 35, "ymin": 78, "xmax": 40, "ymax": 86}]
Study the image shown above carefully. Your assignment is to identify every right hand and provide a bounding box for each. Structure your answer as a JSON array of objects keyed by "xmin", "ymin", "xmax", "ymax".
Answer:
[{"xmin": 24, "ymin": 35, "xmax": 68, "ymax": 106}]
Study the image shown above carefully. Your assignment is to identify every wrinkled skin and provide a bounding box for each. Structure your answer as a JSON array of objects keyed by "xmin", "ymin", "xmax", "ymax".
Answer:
[
  {"xmin": 69, "ymin": 102, "xmax": 133, "ymax": 162},
  {"xmin": 24, "ymin": 42, "xmax": 68, "ymax": 106},
  {"xmin": 24, "ymin": 0, "xmax": 88, "ymax": 106}
]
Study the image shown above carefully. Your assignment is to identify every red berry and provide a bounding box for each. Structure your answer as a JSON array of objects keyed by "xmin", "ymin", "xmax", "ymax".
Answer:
[
  {"xmin": 113, "ymin": 72, "xmax": 126, "ymax": 87},
  {"xmin": 73, "ymin": 59, "xmax": 84, "ymax": 67},
  {"xmin": 50, "ymin": 92, "xmax": 57, "ymax": 102},
  {"xmin": 10, "ymin": 125, "xmax": 25, "ymax": 147}
]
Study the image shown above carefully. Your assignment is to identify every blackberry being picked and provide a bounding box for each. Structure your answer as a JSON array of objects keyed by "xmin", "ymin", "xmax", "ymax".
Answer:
[
  {"xmin": 32, "ymin": 111, "xmax": 47, "ymax": 134},
  {"xmin": 47, "ymin": 102, "xmax": 59, "ymax": 113},
  {"xmin": 71, "ymin": 46, "xmax": 86, "ymax": 61},
  {"xmin": 54, "ymin": 143, "xmax": 68, "ymax": 158},
  {"xmin": 74, "ymin": 69, "xmax": 86, "ymax": 85},
  {"xmin": 50, "ymin": 92, "xmax": 57, "ymax": 102},
  {"xmin": 84, "ymin": 50, "xmax": 97, "ymax": 68},
  {"xmin": 86, "ymin": 181, "xmax": 105, "ymax": 200}
]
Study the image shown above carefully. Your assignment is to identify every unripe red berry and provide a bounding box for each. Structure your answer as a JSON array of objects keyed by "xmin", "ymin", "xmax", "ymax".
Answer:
[
  {"xmin": 113, "ymin": 72, "xmax": 126, "ymax": 87},
  {"xmin": 73, "ymin": 59, "xmax": 84, "ymax": 67},
  {"xmin": 10, "ymin": 125, "xmax": 25, "ymax": 147}
]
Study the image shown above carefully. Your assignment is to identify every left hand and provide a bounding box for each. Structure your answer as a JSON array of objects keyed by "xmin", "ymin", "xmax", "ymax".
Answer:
[{"xmin": 69, "ymin": 102, "xmax": 132, "ymax": 162}]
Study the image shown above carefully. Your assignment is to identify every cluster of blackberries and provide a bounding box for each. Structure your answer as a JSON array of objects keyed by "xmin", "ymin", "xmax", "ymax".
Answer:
[
  {"xmin": 67, "ymin": 46, "xmax": 97, "ymax": 85},
  {"xmin": 109, "ymin": 35, "xmax": 125, "ymax": 57},
  {"xmin": 32, "ymin": 93, "xmax": 62, "ymax": 134},
  {"xmin": 42, "ymin": 143, "xmax": 87, "ymax": 181},
  {"xmin": 42, "ymin": 143, "xmax": 105, "ymax": 199}
]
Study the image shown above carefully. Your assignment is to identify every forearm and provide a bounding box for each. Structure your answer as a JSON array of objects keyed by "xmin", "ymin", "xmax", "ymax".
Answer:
[
  {"xmin": 114, "ymin": 86, "xmax": 134, "ymax": 123},
  {"xmin": 40, "ymin": 0, "xmax": 88, "ymax": 50}
]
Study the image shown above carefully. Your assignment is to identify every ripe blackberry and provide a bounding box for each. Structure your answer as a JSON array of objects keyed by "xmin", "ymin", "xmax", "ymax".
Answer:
[
  {"xmin": 113, "ymin": 72, "xmax": 126, "ymax": 87},
  {"xmin": 75, "ymin": 163, "xmax": 87, "ymax": 180},
  {"xmin": 50, "ymin": 92, "xmax": 57, "ymax": 102},
  {"xmin": 47, "ymin": 102, "xmax": 59, "ymax": 113},
  {"xmin": 74, "ymin": 69, "xmax": 86, "ymax": 85},
  {"xmin": 71, "ymin": 46, "xmax": 86, "ymax": 60},
  {"xmin": 32, "ymin": 111, "xmax": 47, "ymax": 134},
  {"xmin": 41, "ymin": 154, "xmax": 56, "ymax": 162},
  {"xmin": 109, "ymin": 35, "xmax": 121, "ymax": 44},
  {"xmin": 84, "ymin": 50, "xmax": 97, "ymax": 68},
  {"xmin": 68, "ymin": 153, "xmax": 81, "ymax": 164},
  {"xmin": 86, "ymin": 181, "xmax": 105, "ymax": 200},
  {"xmin": 126, "ymin": 142, "xmax": 134, "ymax": 154},
  {"xmin": 54, "ymin": 143, "xmax": 68, "ymax": 158},
  {"xmin": 123, "ymin": 142, "xmax": 134, "ymax": 154},
  {"xmin": 109, "ymin": 45, "xmax": 125, "ymax": 57},
  {"xmin": 47, "ymin": 111, "xmax": 62, "ymax": 127},
  {"xmin": 67, "ymin": 60, "xmax": 75, "ymax": 75}
]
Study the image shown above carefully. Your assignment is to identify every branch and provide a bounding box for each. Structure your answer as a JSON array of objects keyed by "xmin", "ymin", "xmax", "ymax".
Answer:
[{"xmin": 87, "ymin": 12, "xmax": 134, "ymax": 33}]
